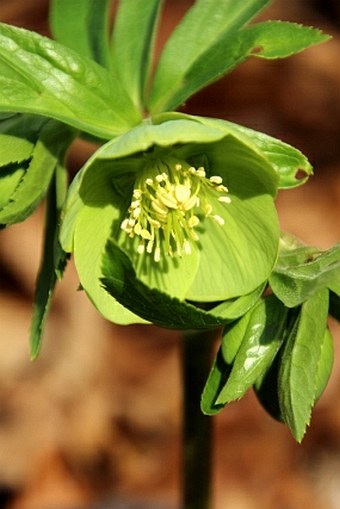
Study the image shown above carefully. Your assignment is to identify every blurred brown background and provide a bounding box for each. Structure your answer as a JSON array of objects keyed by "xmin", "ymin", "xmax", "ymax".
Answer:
[{"xmin": 0, "ymin": 1, "xmax": 340, "ymax": 508}]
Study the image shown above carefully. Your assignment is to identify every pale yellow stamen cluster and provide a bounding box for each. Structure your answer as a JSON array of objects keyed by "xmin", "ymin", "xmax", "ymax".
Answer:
[{"xmin": 120, "ymin": 158, "xmax": 231, "ymax": 262}]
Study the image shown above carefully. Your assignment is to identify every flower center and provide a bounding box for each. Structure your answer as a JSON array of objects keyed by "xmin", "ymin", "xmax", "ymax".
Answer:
[{"xmin": 120, "ymin": 157, "xmax": 231, "ymax": 262}]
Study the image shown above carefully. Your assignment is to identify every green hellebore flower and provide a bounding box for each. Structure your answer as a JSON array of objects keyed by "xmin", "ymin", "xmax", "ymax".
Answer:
[{"xmin": 60, "ymin": 113, "xmax": 281, "ymax": 326}]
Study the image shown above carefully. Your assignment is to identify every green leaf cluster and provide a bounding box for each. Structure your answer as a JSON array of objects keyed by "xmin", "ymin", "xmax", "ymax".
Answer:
[
  {"xmin": 0, "ymin": 0, "xmax": 334, "ymax": 442},
  {"xmin": 202, "ymin": 235, "xmax": 339, "ymax": 441},
  {"xmin": 0, "ymin": 0, "xmax": 329, "ymax": 138}
]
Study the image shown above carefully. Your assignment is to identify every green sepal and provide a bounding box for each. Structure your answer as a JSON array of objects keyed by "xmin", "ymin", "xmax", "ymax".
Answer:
[
  {"xmin": 62, "ymin": 114, "xmax": 280, "ymax": 324},
  {"xmin": 154, "ymin": 112, "xmax": 313, "ymax": 189},
  {"xmin": 102, "ymin": 240, "xmax": 232, "ymax": 329}
]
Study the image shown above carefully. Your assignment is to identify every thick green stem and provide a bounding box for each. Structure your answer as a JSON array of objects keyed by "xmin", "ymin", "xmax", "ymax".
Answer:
[{"xmin": 181, "ymin": 329, "xmax": 218, "ymax": 509}]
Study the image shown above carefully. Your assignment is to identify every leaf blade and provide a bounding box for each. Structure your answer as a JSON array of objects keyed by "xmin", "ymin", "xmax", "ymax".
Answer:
[
  {"xmin": 30, "ymin": 166, "xmax": 68, "ymax": 359},
  {"xmin": 155, "ymin": 21, "xmax": 330, "ymax": 112},
  {"xmin": 0, "ymin": 120, "xmax": 75, "ymax": 225},
  {"xmin": 148, "ymin": 0, "xmax": 271, "ymax": 113},
  {"xmin": 216, "ymin": 296, "xmax": 287, "ymax": 404},
  {"xmin": 50, "ymin": 0, "xmax": 112, "ymax": 68},
  {"xmin": 111, "ymin": 0, "xmax": 163, "ymax": 109},
  {"xmin": 278, "ymin": 289, "xmax": 329, "ymax": 442},
  {"xmin": 0, "ymin": 23, "xmax": 140, "ymax": 138}
]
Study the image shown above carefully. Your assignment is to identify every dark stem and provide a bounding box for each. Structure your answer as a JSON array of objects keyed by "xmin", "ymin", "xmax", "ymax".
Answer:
[{"xmin": 181, "ymin": 329, "xmax": 218, "ymax": 509}]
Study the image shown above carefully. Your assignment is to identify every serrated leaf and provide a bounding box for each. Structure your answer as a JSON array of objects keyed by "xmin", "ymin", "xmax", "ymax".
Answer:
[
  {"xmin": 50, "ymin": 0, "xmax": 112, "ymax": 68},
  {"xmin": 278, "ymin": 289, "xmax": 329, "ymax": 442},
  {"xmin": 148, "ymin": 0, "xmax": 271, "ymax": 113},
  {"xmin": 216, "ymin": 295, "xmax": 287, "ymax": 404},
  {"xmin": 0, "ymin": 23, "xmax": 140, "ymax": 139},
  {"xmin": 0, "ymin": 114, "xmax": 45, "ymax": 167},
  {"xmin": 30, "ymin": 167, "xmax": 68, "ymax": 359},
  {"xmin": 101, "ymin": 239, "xmax": 229, "ymax": 329},
  {"xmin": 111, "ymin": 0, "xmax": 163, "ymax": 110},
  {"xmin": 149, "ymin": 17, "xmax": 329, "ymax": 113},
  {"xmin": 245, "ymin": 21, "xmax": 330, "ymax": 59},
  {"xmin": 0, "ymin": 120, "xmax": 75, "ymax": 225},
  {"xmin": 0, "ymin": 163, "xmax": 26, "ymax": 209},
  {"xmin": 270, "ymin": 243, "xmax": 340, "ymax": 307}
]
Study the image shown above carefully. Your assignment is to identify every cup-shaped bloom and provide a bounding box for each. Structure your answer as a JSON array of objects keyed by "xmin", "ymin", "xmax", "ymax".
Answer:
[{"xmin": 60, "ymin": 113, "xmax": 281, "ymax": 326}]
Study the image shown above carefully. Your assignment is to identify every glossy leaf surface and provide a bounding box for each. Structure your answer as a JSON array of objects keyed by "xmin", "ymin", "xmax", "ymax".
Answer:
[
  {"xmin": 216, "ymin": 295, "xmax": 287, "ymax": 404},
  {"xmin": 0, "ymin": 23, "xmax": 140, "ymax": 139}
]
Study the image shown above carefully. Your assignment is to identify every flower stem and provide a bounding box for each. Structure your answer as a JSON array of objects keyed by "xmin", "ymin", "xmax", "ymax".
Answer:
[{"xmin": 181, "ymin": 329, "xmax": 218, "ymax": 509}]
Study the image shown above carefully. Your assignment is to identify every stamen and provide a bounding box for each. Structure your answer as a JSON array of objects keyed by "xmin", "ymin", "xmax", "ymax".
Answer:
[
  {"xmin": 120, "ymin": 156, "xmax": 231, "ymax": 261},
  {"xmin": 210, "ymin": 176, "xmax": 223, "ymax": 184},
  {"xmin": 212, "ymin": 215, "xmax": 225, "ymax": 226},
  {"xmin": 218, "ymin": 196, "xmax": 232, "ymax": 204}
]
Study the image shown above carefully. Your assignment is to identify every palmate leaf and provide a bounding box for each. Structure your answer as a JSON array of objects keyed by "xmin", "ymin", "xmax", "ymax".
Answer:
[
  {"xmin": 148, "ymin": 0, "xmax": 271, "ymax": 113},
  {"xmin": 111, "ymin": 0, "xmax": 163, "ymax": 110},
  {"xmin": 0, "ymin": 23, "xmax": 141, "ymax": 139},
  {"xmin": 50, "ymin": 0, "xmax": 112, "ymax": 68}
]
